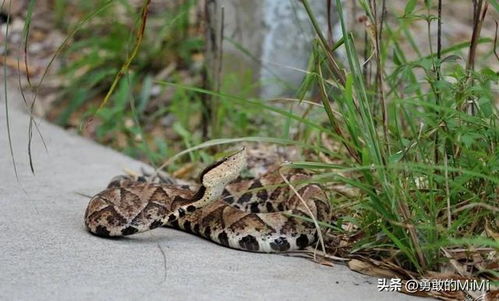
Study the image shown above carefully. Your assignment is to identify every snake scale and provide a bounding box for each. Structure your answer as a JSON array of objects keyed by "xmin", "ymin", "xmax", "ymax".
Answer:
[{"xmin": 84, "ymin": 148, "xmax": 332, "ymax": 253}]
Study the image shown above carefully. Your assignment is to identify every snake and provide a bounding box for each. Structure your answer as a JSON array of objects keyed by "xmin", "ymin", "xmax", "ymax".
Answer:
[{"xmin": 84, "ymin": 148, "xmax": 332, "ymax": 253}]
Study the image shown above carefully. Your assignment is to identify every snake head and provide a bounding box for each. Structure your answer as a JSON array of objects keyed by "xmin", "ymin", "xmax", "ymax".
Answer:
[{"xmin": 200, "ymin": 148, "xmax": 247, "ymax": 189}]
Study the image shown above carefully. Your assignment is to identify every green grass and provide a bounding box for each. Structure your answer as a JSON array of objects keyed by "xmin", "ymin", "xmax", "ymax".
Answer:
[
  {"xmin": 293, "ymin": 0, "xmax": 498, "ymax": 274},
  {"xmin": 47, "ymin": 0, "xmax": 204, "ymax": 167},
  {"xmin": 156, "ymin": 0, "xmax": 498, "ymax": 276},
  {"xmin": 20, "ymin": 0, "xmax": 498, "ymax": 278}
]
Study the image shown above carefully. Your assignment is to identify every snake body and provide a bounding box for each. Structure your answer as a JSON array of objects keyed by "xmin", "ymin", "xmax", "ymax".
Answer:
[{"xmin": 84, "ymin": 149, "xmax": 331, "ymax": 253}]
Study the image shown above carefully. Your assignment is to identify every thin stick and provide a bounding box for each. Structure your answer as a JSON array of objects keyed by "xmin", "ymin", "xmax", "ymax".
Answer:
[
  {"xmin": 436, "ymin": 0, "xmax": 442, "ymax": 108},
  {"xmin": 494, "ymin": 21, "xmax": 499, "ymax": 62},
  {"xmin": 97, "ymin": 0, "xmax": 151, "ymax": 110},
  {"xmin": 327, "ymin": 0, "xmax": 333, "ymax": 45},
  {"xmin": 453, "ymin": 202, "xmax": 499, "ymax": 214},
  {"xmin": 444, "ymin": 152, "xmax": 451, "ymax": 229},
  {"xmin": 466, "ymin": 0, "xmax": 488, "ymax": 115},
  {"xmin": 372, "ymin": 0, "xmax": 389, "ymax": 153}
]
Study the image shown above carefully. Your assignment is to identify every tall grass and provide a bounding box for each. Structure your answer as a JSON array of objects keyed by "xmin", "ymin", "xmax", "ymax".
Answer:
[
  {"xmin": 25, "ymin": 0, "xmax": 497, "ymax": 276},
  {"xmin": 163, "ymin": 0, "xmax": 497, "ymax": 275},
  {"xmin": 293, "ymin": 0, "xmax": 498, "ymax": 273}
]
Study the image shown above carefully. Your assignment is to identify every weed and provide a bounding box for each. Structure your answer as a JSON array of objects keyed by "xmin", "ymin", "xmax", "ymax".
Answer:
[
  {"xmin": 27, "ymin": 0, "xmax": 497, "ymax": 277},
  {"xmin": 293, "ymin": 0, "xmax": 498, "ymax": 273}
]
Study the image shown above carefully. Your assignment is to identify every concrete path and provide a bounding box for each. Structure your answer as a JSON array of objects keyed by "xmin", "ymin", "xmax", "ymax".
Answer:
[{"xmin": 0, "ymin": 84, "xmax": 422, "ymax": 300}]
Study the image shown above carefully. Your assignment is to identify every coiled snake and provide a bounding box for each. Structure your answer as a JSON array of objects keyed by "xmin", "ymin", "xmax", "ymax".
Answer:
[{"xmin": 84, "ymin": 149, "xmax": 331, "ymax": 252}]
